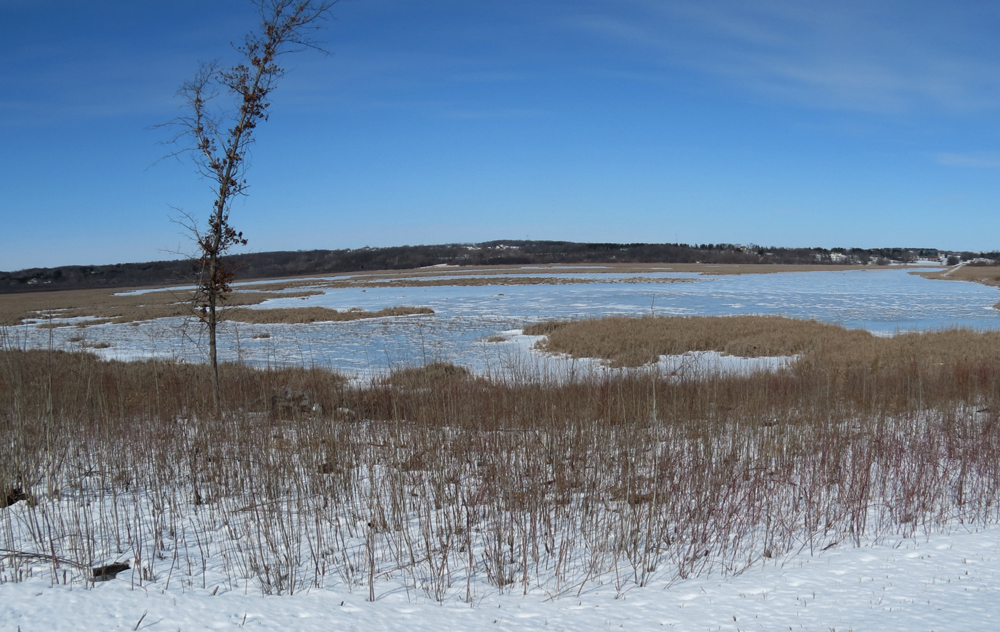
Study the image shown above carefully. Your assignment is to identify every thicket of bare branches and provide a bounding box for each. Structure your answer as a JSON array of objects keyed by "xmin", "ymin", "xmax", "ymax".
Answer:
[{"xmin": 4, "ymin": 323, "xmax": 1000, "ymax": 596}]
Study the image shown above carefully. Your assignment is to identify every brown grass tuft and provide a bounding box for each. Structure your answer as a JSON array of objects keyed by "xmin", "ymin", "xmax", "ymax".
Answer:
[
  {"xmin": 380, "ymin": 361, "xmax": 473, "ymax": 390},
  {"xmin": 526, "ymin": 315, "xmax": 856, "ymax": 366}
]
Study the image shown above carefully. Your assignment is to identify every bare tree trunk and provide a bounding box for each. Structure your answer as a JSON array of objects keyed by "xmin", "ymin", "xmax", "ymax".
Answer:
[
  {"xmin": 208, "ymin": 203, "xmax": 224, "ymax": 416},
  {"xmin": 164, "ymin": 1, "xmax": 338, "ymax": 419},
  {"xmin": 207, "ymin": 255, "xmax": 221, "ymax": 415}
]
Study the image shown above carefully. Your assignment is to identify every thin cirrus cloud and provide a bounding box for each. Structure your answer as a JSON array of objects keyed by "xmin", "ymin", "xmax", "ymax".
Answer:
[
  {"xmin": 567, "ymin": 0, "xmax": 1000, "ymax": 113},
  {"xmin": 935, "ymin": 152, "xmax": 1000, "ymax": 168},
  {"xmin": 440, "ymin": 108, "xmax": 546, "ymax": 120}
]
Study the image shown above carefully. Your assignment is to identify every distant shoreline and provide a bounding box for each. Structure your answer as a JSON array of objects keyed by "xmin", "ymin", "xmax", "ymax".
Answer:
[
  {"xmin": 0, "ymin": 240, "xmax": 968, "ymax": 295},
  {"xmin": 0, "ymin": 261, "xmax": 970, "ymax": 330}
]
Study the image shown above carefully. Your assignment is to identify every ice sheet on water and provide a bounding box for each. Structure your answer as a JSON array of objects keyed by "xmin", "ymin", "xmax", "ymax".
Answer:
[{"xmin": 12, "ymin": 268, "xmax": 1000, "ymax": 377}]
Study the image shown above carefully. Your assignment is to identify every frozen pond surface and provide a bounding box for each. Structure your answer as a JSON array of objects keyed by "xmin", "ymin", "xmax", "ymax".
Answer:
[{"xmin": 10, "ymin": 268, "xmax": 1000, "ymax": 378}]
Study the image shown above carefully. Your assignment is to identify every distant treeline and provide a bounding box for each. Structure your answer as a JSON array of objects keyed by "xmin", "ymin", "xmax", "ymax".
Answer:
[{"xmin": 2, "ymin": 241, "xmax": 996, "ymax": 294}]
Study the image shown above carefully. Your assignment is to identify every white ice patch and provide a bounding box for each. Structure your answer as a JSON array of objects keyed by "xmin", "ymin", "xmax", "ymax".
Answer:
[{"xmin": 12, "ymin": 267, "xmax": 1000, "ymax": 376}]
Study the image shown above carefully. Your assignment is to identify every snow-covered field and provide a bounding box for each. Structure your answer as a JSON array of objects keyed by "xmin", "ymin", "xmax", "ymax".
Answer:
[
  {"xmin": 5, "ymin": 266, "xmax": 1000, "ymax": 630},
  {"xmin": 5, "ymin": 523, "xmax": 998, "ymax": 630}
]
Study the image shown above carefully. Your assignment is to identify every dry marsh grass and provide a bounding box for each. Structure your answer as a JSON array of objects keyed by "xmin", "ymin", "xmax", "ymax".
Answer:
[
  {"xmin": 378, "ymin": 360, "xmax": 473, "ymax": 390},
  {"xmin": 526, "ymin": 315, "xmax": 851, "ymax": 364},
  {"xmin": 525, "ymin": 315, "xmax": 1000, "ymax": 371},
  {"xmin": 0, "ymin": 286, "xmax": 322, "ymax": 328},
  {"xmin": 4, "ymin": 316, "xmax": 1000, "ymax": 598},
  {"xmin": 915, "ymin": 264, "xmax": 1000, "ymax": 297}
]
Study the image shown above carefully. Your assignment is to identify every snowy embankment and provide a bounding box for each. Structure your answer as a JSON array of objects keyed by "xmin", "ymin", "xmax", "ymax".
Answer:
[
  {"xmin": 5, "ymin": 267, "xmax": 1000, "ymax": 630},
  {"xmin": 3, "ymin": 524, "xmax": 998, "ymax": 630},
  {"xmin": 4, "ymin": 401, "xmax": 999, "ymax": 630}
]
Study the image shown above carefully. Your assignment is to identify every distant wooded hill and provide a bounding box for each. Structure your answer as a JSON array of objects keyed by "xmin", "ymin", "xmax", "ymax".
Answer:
[{"xmin": 0, "ymin": 241, "xmax": 986, "ymax": 294}]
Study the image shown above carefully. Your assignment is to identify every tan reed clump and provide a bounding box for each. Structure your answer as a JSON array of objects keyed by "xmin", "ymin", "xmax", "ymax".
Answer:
[
  {"xmin": 0, "ymin": 347, "xmax": 348, "ymax": 425},
  {"xmin": 525, "ymin": 315, "xmax": 858, "ymax": 366},
  {"xmin": 525, "ymin": 314, "xmax": 1000, "ymax": 369},
  {"xmin": 379, "ymin": 361, "xmax": 472, "ymax": 390}
]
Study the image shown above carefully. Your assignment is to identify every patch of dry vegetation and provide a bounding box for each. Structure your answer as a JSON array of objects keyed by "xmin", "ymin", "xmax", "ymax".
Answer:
[
  {"xmin": 526, "ymin": 315, "xmax": 845, "ymax": 364},
  {"xmin": 4, "ymin": 313, "xmax": 1000, "ymax": 598},
  {"xmin": 3, "ymin": 330, "xmax": 1000, "ymax": 597},
  {"xmin": 915, "ymin": 263, "xmax": 1000, "ymax": 297},
  {"xmin": 525, "ymin": 315, "xmax": 1000, "ymax": 372},
  {"xmin": 378, "ymin": 361, "xmax": 473, "ymax": 390},
  {"xmin": 0, "ymin": 286, "xmax": 322, "ymax": 328},
  {"xmin": 0, "ymin": 347, "xmax": 348, "ymax": 425}
]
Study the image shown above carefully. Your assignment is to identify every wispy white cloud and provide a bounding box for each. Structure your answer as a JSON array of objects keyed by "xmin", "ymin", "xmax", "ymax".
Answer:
[
  {"xmin": 935, "ymin": 152, "xmax": 1000, "ymax": 168},
  {"xmin": 440, "ymin": 108, "xmax": 546, "ymax": 120},
  {"xmin": 567, "ymin": 0, "xmax": 1000, "ymax": 113}
]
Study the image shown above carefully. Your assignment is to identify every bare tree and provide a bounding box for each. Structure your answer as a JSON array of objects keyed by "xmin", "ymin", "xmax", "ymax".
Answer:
[{"xmin": 167, "ymin": 0, "xmax": 337, "ymax": 414}]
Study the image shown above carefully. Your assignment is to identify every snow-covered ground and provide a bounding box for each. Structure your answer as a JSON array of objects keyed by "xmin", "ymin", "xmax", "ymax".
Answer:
[
  {"xmin": 4, "ymin": 524, "xmax": 997, "ymax": 630},
  {"xmin": 6, "ymin": 267, "xmax": 1000, "ymax": 630}
]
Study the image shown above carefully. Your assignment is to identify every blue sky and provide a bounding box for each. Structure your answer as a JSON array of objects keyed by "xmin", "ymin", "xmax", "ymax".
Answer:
[{"xmin": 3, "ymin": 0, "xmax": 1000, "ymax": 270}]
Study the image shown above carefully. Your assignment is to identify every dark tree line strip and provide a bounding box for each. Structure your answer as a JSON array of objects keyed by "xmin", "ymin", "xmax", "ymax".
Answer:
[{"xmin": 2, "ymin": 241, "xmax": 982, "ymax": 294}]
